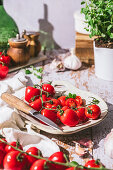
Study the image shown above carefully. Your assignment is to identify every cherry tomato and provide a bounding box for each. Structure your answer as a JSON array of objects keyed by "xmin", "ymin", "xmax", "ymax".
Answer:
[
  {"xmin": 41, "ymin": 109, "xmax": 57, "ymax": 124},
  {"xmin": 59, "ymin": 109, "xmax": 79, "ymax": 127},
  {"xmin": 39, "ymin": 95, "xmax": 48, "ymax": 102},
  {"xmin": 49, "ymin": 151, "xmax": 66, "ymax": 170},
  {"xmin": 26, "ymin": 147, "xmax": 42, "ymax": 167},
  {"xmin": 57, "ymin": 106, "xmax": 69, "ymax": 118},
  {"xmin": 3, "ymin": 151, "xmax": 27, "ymax": 170},
  {"xmin": 66, "ymin": 168, "xmax": 75, "ymax": 170},
  {"xmin": 75, "ymin": 96, "xmax": 83, "ymax": 106},
  {"xmin": 30, "ymin": 159, "xmax": 51, "ymax": 170},
  {"xmin": 75, "ymin": 107, "xmax": 88, "ymax": 123},
  {"xmin": 65, "ymin": 98, "xmax": 76, "ymax": 108},
  {"xmin": 0, "ymin": 138, "xmax": 7, "ymax": 150},
  {"xmin": 0, "ymin": 53, "xmax": 10, "ymax": 66},
  {"xmin": 85, "ymin": 159, "xmax": 101, "ymax": 168},
  {"xmin": 45, "ymin": 99, "xmax": 61, "ymax": 110},
  {"xmin": 25, "ymin": 86, "xmax": 40, "ymax": 103},
  {"xmin": 85, "ymin": 104, "xmax": 101, "ymax": 120},
  {"xmin": 0, "ymin": 149, "xmax": 6, "ymax": 168},
  {"xmin": 0, "ymin": 64, "xmax": 9, "ymax": 79},
  {"xmin": 29, "ymin": 98, "xmax": 42, "ymax": 111},
  {"xmin": 42, "ymin": 84, "xmax": 55, "ymax": 96},
  {"xmin": 58, "ymin": 96, "xmax": 66, "ymax": 106},
  {"xmin": 5, "ymin": 141, "xmax": 23, "ymax": 153}
]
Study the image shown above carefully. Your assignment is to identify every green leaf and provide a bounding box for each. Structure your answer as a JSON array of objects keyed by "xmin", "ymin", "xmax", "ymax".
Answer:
[
  {"xmin": 110, "ymin": 33, "xmax": 113, "ymax": 39},
  {"xmin": 107, "ymin": 25, "xmax": 113, "ymax": 31},
  {"xmin": 66, "ymin": 93, "xmax": 76, "ymax": 100},
  {"xmin": 25, "ymin": 69, "xmax": 32, "ymax": 74},
  {"xmin": 37, "ymin": 68, "xmax": 43, "ymax": 73},
  {"xmin": 81, "ymin": 1, "xmax": 85, "ymax": 5},
  {"xmin": 34, "ymin": 73, "xmax": 42, "ymax": 79}
]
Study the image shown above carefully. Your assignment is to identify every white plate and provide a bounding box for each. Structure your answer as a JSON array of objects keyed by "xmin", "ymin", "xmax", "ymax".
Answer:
[{"xmin": 19, "ymin": 81, "xmax": 108, "ymax": 135}]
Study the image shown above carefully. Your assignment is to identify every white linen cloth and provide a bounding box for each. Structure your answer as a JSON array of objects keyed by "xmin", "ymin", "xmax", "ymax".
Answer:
[
  {"xmin": 0, "ymin": 128, "xmax": 60, "ymax": 157},
  {"xmin": 0, "ymin": 70, "xmax": 27, "ymax": 129}
]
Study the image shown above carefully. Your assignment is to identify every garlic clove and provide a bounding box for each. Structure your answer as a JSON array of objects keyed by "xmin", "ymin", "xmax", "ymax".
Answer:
[
  {"xmin": 74, "ymin": 142, "xmax": 88, "ymax": 157},
  {"xmin": 63, "ymin": 48, "xmax": 82, "ymax": 70},
  {"xmin": 50, "ymin": 59, "xmax": 65, "ymax": 72}
]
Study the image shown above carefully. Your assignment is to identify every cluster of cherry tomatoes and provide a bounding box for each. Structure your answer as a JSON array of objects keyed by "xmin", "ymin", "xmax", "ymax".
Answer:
[
  {"xmin": 25, "ymin": 83, "xmax": 101, "ymax": 127},
  {"xmin": 0, "ymin": 137, "xmax": 103, "ymax": 170},
  {"xmin": 0, "ymin": 52, "xmax": 10, "ymax": 79}
]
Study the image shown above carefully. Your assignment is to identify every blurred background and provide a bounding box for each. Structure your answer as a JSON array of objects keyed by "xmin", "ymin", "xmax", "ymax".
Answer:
[{"xmin": 4, "ymin": 0, "xmax": 82, "ymax": 49}]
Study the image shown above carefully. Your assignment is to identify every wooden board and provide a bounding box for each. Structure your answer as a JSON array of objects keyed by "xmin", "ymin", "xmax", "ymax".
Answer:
[
  {"xmin": 18, "ymin": 81, "xmax": 108, "ymax": 135},
  {"xmin": 9, "ymin": 53, "xmax": 47, "ymax": 73},
  {"xmin": 75, "ymin": 32, "xmax": 96, "ymax": 64}
]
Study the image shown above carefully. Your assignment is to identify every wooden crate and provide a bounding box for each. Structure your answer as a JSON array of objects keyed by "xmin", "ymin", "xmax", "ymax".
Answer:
[{"xmin": 75, "ymin": 32, "xmax": 95, "ymax": 64}]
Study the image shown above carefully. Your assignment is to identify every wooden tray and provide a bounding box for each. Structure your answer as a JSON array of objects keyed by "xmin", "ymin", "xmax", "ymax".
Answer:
[
  {"xmin": 18, "ymin": 81, "xmax": 108, "ymax": 135},
  {"xmin": 9, "ymin": 53, "xmax": 47, "ymax": 73}
]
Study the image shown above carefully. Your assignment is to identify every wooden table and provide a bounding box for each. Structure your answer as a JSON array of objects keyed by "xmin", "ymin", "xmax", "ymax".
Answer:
[{"xmin": 26, "ymin": 49, "xmax": 113, "ymax": 169}]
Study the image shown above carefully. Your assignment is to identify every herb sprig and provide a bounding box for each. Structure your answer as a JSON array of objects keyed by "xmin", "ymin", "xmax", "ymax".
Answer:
[{"xmin": 25, "ymin": 66, "xmax": 43, "ymax": 80}]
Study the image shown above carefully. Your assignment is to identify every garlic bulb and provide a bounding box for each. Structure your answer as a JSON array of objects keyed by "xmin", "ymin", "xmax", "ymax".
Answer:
[
  {"xmin": 104, "ymin": 129, "xmax": 113, "ymax": 158},
  {"xmin": 63, "ymin": 48, "xmax": 82, "ymax": 70}
]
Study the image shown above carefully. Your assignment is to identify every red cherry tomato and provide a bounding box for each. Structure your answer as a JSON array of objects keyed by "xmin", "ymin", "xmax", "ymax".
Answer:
[
  {"xmin": 45, "ymin": 99, "xmax": 61, "ymax": 110},
  {"xmin": 85, "ymin": 159, "xmax": 101, "ymax": 168},
  {"xmin": 66, "ymin": 168, "xmax": 75, "ymax": 170},
  {"xmin": 57, "ymin": 106, "xmax": 69, "ymax": 118},
  {"xmin": 30, "ymin": 159, "xmax": 51, "ymax": 170},
  {"xmin": 0, "ymin": 54, "xmax": 10, "ymax": 66},
  {"xmin": 26, "ymin": 147, "xmax": 42, "ymax": 167},
  {"xmin": 5, "ymin": 141, "xmax": 23, "ymax": 153},
  {"xmin": 65, "ymin": 98, "xmax": 76, "ymax": 108},
  {"xmin": 75, "ymin": 107, "xmax": 88, "ymax": 123},
  {"xmin": 59, "ymin": 109, "xmax": 79, "ymax": 127},
  {"xmin": 42, "ymin": 84, "xmax": 55, "ymax": 96},
  {"xmin": 75, "ymin": 96, "xmax": 83, "ymax": 106},
  {"xmin": 49, "ymin": 151, "xmax": 66, "ymax": 170},
  {"xmin": 0, "ymin": 149, "xmax": 6, "ymax": 168},
  {"xmin": 25, "ymin": 86, "xmax": 40, "ymax": 103},
  {"xmin": 39, "ymin": 95, "xmax": 48, "ymax": 102},
  {"xmin": 58, "ymin": 96, "xmax": 66, "ymax": 106},
  {"xmin": 0, "ymin": 64, "xmax": 9, "ymax": 79},
  {"xmin": 85, "ymin": 104, "xmax": 101, "ymax": 120},
  {"xmin": 3, "ymin": 151, "xmax": 27, "ymax": 170},
  {"xmin": 29, "ymin": 98, "xmax": 42, "ymax": 111},
  {"xmin": 0, "ymin": 138, "xmax": 7, "ymax": 150},
  {"xmin": 41, "ymin": 109, "xmax": 57, "ymax": 124}
]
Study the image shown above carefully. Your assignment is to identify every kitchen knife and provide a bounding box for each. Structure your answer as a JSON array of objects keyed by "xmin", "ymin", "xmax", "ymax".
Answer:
[{"xmin": 1, "ymin": 92, "xmax": 62, "ymax": 131}]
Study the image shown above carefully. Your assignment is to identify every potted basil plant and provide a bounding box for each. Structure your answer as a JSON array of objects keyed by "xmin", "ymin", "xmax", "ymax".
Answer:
[{"xmin": 81, "ymin": 0, "xmax": 113, "ymax": 81}]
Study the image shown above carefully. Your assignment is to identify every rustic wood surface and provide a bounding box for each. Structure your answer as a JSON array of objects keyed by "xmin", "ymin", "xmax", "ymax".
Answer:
[{"xmin": 26, "ymin": 49, "xmax": 113, "ymax": 169}]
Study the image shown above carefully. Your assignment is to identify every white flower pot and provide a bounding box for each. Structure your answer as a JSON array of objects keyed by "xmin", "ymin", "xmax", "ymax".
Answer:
[
  {"xmin": 74, "ymin": 11, "xmax": 90, "ymax": 34},
  {"xmin": 94, "ymin": 41, "xmax": 113, "ymax": 81}
]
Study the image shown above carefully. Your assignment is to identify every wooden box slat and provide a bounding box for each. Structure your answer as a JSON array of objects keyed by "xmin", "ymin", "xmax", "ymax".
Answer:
[{"xmin": 75, "ymin": 32, "xmax": 95, "ymax": 64}]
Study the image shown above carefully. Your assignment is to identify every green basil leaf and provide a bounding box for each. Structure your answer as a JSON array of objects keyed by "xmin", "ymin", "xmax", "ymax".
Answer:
[{"xmin": 25, "ymin": 69, "xmax": 32, "ymax": 74}]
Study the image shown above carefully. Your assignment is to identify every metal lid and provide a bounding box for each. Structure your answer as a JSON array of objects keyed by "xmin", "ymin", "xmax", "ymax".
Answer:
[
  {"xmin": 10, "ymin": 34, "xmax": 26, "ymax": 42},
  {"xmin": 22, "ymin": 30, "xmax": 39, "ymax": 36}
]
